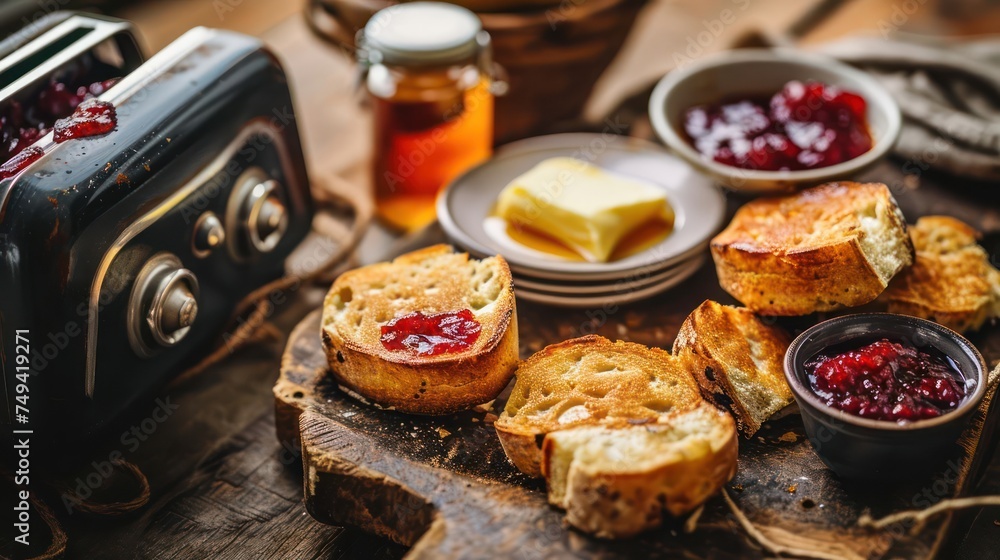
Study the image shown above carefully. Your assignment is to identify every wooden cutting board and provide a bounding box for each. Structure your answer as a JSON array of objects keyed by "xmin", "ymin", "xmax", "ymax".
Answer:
[
  {"xmin": 274, "ymin": 164, "xmax": 1000, "ymax": 558},
  {"xmin": 275, "ymin": 275, "xmax": 1000, "ymax": 559}
]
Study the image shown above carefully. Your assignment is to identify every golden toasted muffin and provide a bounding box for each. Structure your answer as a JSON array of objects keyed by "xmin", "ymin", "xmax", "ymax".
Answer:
[
  {"xmin": 883, "ymin": 215, "xmax": 1000, "ymax": 332},
  {"xmin": 496, "ymin": 335, "xmax": 737, "ymax": 538},
  {"xmin": 711, "ymin": 182, "xmax": 914, "ymax": 316},
  {"xmin": 541, "ymin": 402, "xmax": 737, "ymax": 539},
  {"xmin": 673, "ymin": 300, "xmax": 793, "ymax": 437},
  {"xmin": 321, "ymin": 245, "xmax": 518, "ymax": 414},
  {"xmin": 495, "ymin": 335, "xmax": 706, "ymax": 477}
]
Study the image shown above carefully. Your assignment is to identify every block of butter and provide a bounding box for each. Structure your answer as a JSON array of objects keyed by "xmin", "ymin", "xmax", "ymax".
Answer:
[{"xmin": 495, "ymin": 157, "xmax": 674, "ymax": 262}]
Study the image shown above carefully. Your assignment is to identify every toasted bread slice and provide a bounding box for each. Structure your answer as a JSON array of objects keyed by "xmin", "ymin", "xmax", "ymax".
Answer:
[
  {"xmin": 711, "ymin": 182, "xmax": 914, "ymax": 315},
  {"xmin": 673, "ymin": 300, "xmax": 793, "ymax": 437},
  {"xmin": 321, "ymin": 245, "xmax": 518, "ymax": 414},
  {"xmin": 882, "ymin": 216, "xmax": 1000, "ymax": 332},
  {"xmin": 541, "ymin": 402, "xmax": 737, "ymax": 539},
  {"xmin": 495, "ymin": 335, "xmax": 704, "ymax": 477}
]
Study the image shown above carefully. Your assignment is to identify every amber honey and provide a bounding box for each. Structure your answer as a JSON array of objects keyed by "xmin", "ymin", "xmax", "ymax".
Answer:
[{"xmin": 372, "ymin": 75, "xmax": 493, "ymax": 232}]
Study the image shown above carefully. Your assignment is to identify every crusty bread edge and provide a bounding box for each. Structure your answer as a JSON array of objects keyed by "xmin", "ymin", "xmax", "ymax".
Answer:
[
  {"xmin": 710, "ymin": 182, "xmax": 914, "ymax": 315},
  {"xmin": 711, "ymin": 237, "xmax": 888, "ymax": 315},
  {"xmin": 496, "ymin": 423, "xmax": 544, "ymax": 477},
  {"xmin": 494, "ymin": 336, "xmax": 608, "ymax": 477},
  {"xmin": 674, "ymin": 342, "xmax": 761, "ymax": 437},
  {"xmin": 672, "ymin": 301, "xmax": 793, "ymax": 438},
  {"xmin": 540, "ymin": 417, "xmax": 739, "ymax": 539},
  {"xmin": 886, "ymin": 299, "xmax": 990, "ymax": 334},
  {"xmin": 494, "ymin": 335, "xmax": 677, "ymax": 477},
  {"xmin": 563, "ymin": 439, "xmax": 737, "ymax": 539},
  {"xmin": 883, "ymin": 217, "xmax": 1000, "ymax": 333}
]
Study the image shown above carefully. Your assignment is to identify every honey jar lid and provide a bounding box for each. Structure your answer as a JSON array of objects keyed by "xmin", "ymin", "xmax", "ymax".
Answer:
[{"xmin": 362, "ymin": 2, "xmax": 484, "ymax": 66}]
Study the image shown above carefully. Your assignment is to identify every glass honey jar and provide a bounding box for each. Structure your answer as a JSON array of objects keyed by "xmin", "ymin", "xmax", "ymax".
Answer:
[{"xmin": 360, "ymin": 2, "xmax": 495, "ymax": 232}]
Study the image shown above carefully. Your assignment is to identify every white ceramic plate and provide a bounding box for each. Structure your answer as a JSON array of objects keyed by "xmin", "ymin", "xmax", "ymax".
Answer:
[
  {"xmin": 512, "ymin": 254, "xmax": 706, "ymax": 295},
  {"xmin": 437, "ymin": 133, "xmax": 726, "ymax": 277},
  {"xmin": 456, "ymin": 236, "xmax": 711, "ymax": 283},
  {"xmin": 513, "ymin": 255, "xmax": 706, "ymax": 308}
]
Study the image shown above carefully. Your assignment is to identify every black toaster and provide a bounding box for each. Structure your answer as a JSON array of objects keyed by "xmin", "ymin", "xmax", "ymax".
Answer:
[{"xmin": 0, "ymin": 13, "xmax": 314, "ymax": 446}]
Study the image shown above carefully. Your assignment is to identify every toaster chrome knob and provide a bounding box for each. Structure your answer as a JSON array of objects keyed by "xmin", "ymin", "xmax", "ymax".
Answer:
[
  {"xmin": 192, "ymin": 212, "xmax": 225, "ymax": 257},
  {"xmin": 227, "ymin": 168, "xmax": 290, "ymax": 257},
  {"xmin": 148, "ymin": 268, "xmax": 199, "ymax": 347},
  {"xmin": 128, "ymin": 253, "xmax": 201, "ymax": 357},
  {"xmin": 158, "ymin": 279, "xmax": 199, "ymax": 335},
  {"xmin": 246, "ymin": 180, "xmax": 288, "ymax": 253}
]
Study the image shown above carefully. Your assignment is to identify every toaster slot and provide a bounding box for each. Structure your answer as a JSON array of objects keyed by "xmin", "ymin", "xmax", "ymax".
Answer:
[
  {"xmin": 0, "ymin": 14, "xmax": 141, "ymax": 99},
  {"xmin": 0, "ymin": 13, "xmax": 143, "ymax": 169},
  {"xmin": 0, "ymin": 26, "xmax": 92, "ymax": 88}
]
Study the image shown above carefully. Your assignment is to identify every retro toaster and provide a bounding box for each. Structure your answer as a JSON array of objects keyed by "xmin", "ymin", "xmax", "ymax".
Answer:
[{"xmin": 0, "ymin": 13, "xmax": 314, "ymax": 444}]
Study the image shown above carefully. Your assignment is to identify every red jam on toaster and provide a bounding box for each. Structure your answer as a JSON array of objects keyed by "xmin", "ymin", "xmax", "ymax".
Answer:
[
  {"xmin": 53, "ymin": 98, "xmax": 118, "ymax": 143},
  {"xmin": 804, "ymin": 339, "xmax": 966, "ymax": 422},
  {"xmin": 1, "ymin": 78, "xmax": 118, "ymax": 165},
  {"xmin": 0, "ymin": 146, "xmax": 43, "ymax": 179},
  {"xmin": 380, "ymin": 310, "xmax": 482, "ymax": 356},
  {"xmin": 683, "ymin": 80, "xmax": 872, "ymax": 171}
]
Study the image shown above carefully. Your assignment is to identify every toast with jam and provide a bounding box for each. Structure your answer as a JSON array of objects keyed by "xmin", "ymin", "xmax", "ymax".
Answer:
[{"xmin": 321, "ymin": 245, "xmax": 519, "ymax": 414}]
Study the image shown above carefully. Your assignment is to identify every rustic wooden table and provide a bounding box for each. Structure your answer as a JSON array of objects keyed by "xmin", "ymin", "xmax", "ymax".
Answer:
[{"xmin": 24, "ymin": 1, "xmax": 1000, "ymax": 558}]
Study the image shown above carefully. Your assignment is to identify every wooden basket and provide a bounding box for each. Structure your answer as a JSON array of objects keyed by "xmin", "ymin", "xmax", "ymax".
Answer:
[{"xmin": 306, "ymin": 0, "xmax": 647, "ymax": 143}]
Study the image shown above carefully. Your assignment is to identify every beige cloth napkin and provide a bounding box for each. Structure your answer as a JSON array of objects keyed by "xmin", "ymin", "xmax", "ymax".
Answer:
[{"xmin": 820, "ymin": 36, "xmax": 1000, "ymax": 181}]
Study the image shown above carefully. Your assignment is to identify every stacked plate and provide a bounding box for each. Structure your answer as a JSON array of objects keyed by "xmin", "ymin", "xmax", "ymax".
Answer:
[{"xmin": 437, "ymin": 134, "xmax": 726, "ymax": 307}]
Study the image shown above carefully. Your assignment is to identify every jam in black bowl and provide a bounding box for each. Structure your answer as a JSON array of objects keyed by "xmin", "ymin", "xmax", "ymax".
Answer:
[{"xmin": 784, "ymin": 313, "xmax": 986, "ymax": 480}]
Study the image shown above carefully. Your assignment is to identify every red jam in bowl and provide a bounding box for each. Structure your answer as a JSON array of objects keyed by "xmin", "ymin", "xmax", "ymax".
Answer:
[
  {"xmin": 683, "ymin": 80, "xmax": 872, "ymax": 171},
  {"xmin": 804, "ymin": 339, "xmax": 966, "ymax": 422},
  {"xmin": 380, "ymin": 310, "xmax": 482, "ymax": 356},
  {"xmin": 53, "ymin": 98, "xmax": 118, "ymax": 143}
]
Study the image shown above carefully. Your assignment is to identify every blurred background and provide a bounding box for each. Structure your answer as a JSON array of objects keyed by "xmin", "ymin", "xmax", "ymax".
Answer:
[
  {"xmin": 5, "ymin": 1, "xmax": 1000, "ymax": 558},
  {"xmin": 6, "ymin": 0, "xmax": 998, "ymax": 198}
]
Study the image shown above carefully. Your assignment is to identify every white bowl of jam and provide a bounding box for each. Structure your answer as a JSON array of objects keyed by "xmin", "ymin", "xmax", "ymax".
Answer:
[
  {"xmin": 784, "ymin": 313, "xmax": 987, "ymax": 480},
  {"xmin": 649, "ymin": 49, "xmax": 901, "ymax": 193}
]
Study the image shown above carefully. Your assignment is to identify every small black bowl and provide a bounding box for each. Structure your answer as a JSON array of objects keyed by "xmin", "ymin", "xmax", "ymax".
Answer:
[{"xmin": 784, "ymin": 313, "xmax": 987, "ymax": 480}]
